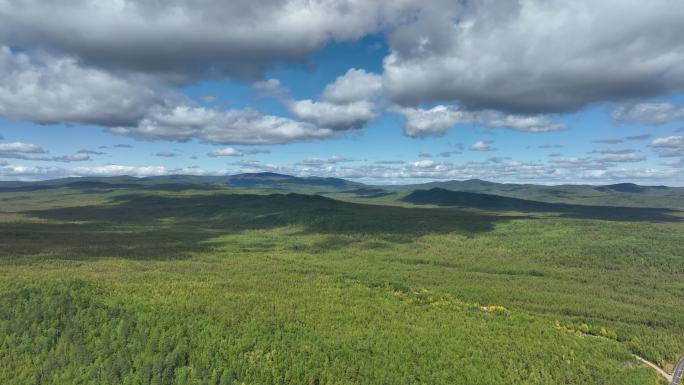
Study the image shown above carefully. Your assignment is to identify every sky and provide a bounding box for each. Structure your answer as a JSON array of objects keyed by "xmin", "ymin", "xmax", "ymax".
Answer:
[{"xmin": 0, "ymin": 0, "xmax": 683, "ymax": 185}]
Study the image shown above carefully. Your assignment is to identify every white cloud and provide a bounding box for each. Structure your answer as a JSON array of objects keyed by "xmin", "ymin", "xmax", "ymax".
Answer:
[
  {"xmin": 0, "ymin": 1, "xmax": 413, "ymax": 81},
  {"xmin": 383, "ymin": 0, "xmax": 684, "ymax": 113},
  {"xmin": 0, "ymin": 164, "xmax": 64, "ymax": 179},
  {"xmin": 470, "ymin": 141, "xmax": 494, "ymax": 152},
  {"xmin": 656, "ymin": 149, "xmax": 684, "ymax": 158},
  {"xmin": 613, "ymin": 103, "xmax": 684, "ymax": 124},
  {"xmin": 0, "ymin": 143, "xmax": 93, "ymax": 162},
  {"xmin": 394, "ymin": 105, "xmax": 467, "ymax": 137},
  {"xmin": 411, "ymin": 160, "xmax": 437, "ymax": 169},
  {"xmin": 0, "ymin": 46, "xmax": 167, "ymax": 127},
  {"xmin": 298, "ymin": 156, "xmax": 353, "ymax": 166},
  {"xmin": 322, "ymin": 68, "xmax": 382, "ymax": 103},
  {"xmin": 488, "ymin": 156, "xmax": 510, "ymax": 163},
  {"xmin": 253, "ymin": 79, "xmax": 288, "ymax": 99},
  {"xmin": 287, "ymin": 100, "xmax": 376, "ymax": 131},
  {"xmin": 242, "ymin": 149, "xmax": 271, "ymax": 155},
  {"xmin": 650, "ymin": 136, "xmax": 684, "ymax": 148},
  {"xmin": 596, "ymin": 153, "xmax": 646, "ymax": 163},
  {"xmin": 549, "ymin": 157, "xmax": 596, "ymax": 167},
  {"xmin": 52, "ymin": 152, "xmax": 91, "ymax": 162},
  {"xmin": 111, "ymin": 105, "xmax": 336, "ymax": 145},
  {"xmin": 480, "ymin": 113, "xmax": 565, "ymax": 133},
  {"xmin": 0, "ymin": 142, "xmax": 46, "ymax": 153},
  {"xmin": 439, "ymin": 151, "xmax": 460, "ymax": 158},
  {"xmin": 0, "ymin": 47, "xmax": 365, "ymax": 145},
  {"xmin": 394, "ymin": 105, "xmax": 564, "ymax": 137},
  {"xmin": 70, "ymin": 165, "xmax": 168, "ymax": 177},
  {"xmin": 208, "ymin": 147, "xmax": 243, "ymax": 157}
]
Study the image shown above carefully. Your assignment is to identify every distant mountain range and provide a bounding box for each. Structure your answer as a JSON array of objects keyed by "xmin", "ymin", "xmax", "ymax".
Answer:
[
  {"xmin": 0, "ymin": 173, "xmax": 362, "ymax": 193},
  {"xmin": 401, "ymin": 187, "xmax": 682, "ymax": 220},
  {"xmin": 1, "ymin": 173, "xmax": 682, "ymax": 209}
]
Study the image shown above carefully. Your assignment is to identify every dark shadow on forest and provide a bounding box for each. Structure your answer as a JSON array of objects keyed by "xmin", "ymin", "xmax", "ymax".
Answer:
[
  {"xmin": 6, "ymin": 193, "xmax": 506, "ymax": 261},
  {"xmin": 9, "ymin": 188, "xmax": 680, "ymax": 262},
  {"xmin": 402, "ymin": 188, "xmax": 682, "ymax": 222}
]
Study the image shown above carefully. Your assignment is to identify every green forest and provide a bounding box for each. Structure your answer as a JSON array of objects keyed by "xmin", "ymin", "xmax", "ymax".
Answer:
[{"xmin": 0, "ymin": 180, "xmax": 682, "ymax": 385}]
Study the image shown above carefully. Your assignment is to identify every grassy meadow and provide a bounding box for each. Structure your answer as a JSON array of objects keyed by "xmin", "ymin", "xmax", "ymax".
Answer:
[{"xmin": 0, "ymin": 182, "xmax": 682, "ymax": 385}]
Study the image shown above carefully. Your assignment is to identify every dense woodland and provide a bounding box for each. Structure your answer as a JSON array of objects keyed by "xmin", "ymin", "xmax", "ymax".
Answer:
[{"xmin": 0, "ymin": 180, "xmax": 682, "ymax": 384}]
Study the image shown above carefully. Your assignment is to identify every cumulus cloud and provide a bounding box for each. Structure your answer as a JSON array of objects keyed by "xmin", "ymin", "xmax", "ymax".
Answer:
[
  {"xmin": 0, "ymin": 47, "xmax": 366, "ymax": 145},
  {"xmin": 111, "ymin": 106, "xmax": 336, "ymax": 145},
  {"xmin": 545, "ymin": 150, "xmax": 647, "ymax": 167},
  {"xmin": 0, "ymin": 162, "xmax": 227, "ymax": 180},
  {"xmin": 394, "ymin": 105, "xmax": 564, "ymax": 137},
  {"xmin": 52, "ymin": 152, "xmax": 91, "ymax": 162},
  {"xmin": 488, "ymin": 156, "xmax": 510, "ymax": 163},
  {"xmin": 0, "ymin": 46, "xmax": 167, "ymax": 127},
  {"xmin": 70, "ymin": 165, "xmax": 168, "ymax": 177},
  {"xmin": 0, "ymin": 1, "xmax": 413, "ymax": 81},
  {"xmin": 1, "ymin": 155, "xmax": 680, "ymax": 185},
  {"xmin": 470, "ymin": 141, "xmax": 495, "ymax": 152},
  {"xmin": 411, "ymin": 160, "xmax": 438, "ymax": 169},
  {"xmin": 0, "ymin": 153, "xmax": 49, "ymax": 161},
  {"xmin": 649, "ymin": 136, "xmax": 684, "ymax": 160},
  {"xmin": 5, "ymin": 1, "xmax": 684, "ymax": 116},
  {"xmin": 273, "ymin": 158, "xmax": 680, "ymax": 185},
  {"xmin": 613, "ymin": 103, "xmax": 684, "ymax": 124},
  {"xmin": 589, "ymin": 149, "xmax": 638, "ymax": 155},
  {"xmin": 394, "ymin": 105, "xmax": 466, "ymax": 137},
  {"xmin": 650, "ymin": 136, "xmax": 684, "ymax": 148},
  {"xmin": 208, "ymin": 147, "xmax": 243, "ymax": 157},
  {"xmin": 206, "ymin": 148, "xmax": 269, "ymax": 157},
  {"xmin": 155, "ymin": 151, "xmax": 176, "ymax": 158},
  {"xmin": 253, "ymin": 79, "xmax": 288, "ymax": 99},
  {"xmin": 243, "ymin": 149, "xmax": 271, "ymax": 155},
  {"xmin": 0, "ymin": 142, "xmax": 46, "ymax": 153},
  {"xmin": 596, "ymin": 153, "xmax": 646, "ymax": 163},
  {"xmin": 287, "ymin": 100, "xmax": 376, "ymax": 131},
  {"xmin": 383, "ymin": 0, "xmax": 684, "ymax": 113},
  {"xmin": 549, "ymin": 157, "xmax": 596, "ymax": 167},
  {"xmin": 659, "ymin": 158, "xmax": 684, "ymax": 167},
  {"xmin": 0, "ymin": 164, "xmax": 65, "ymax": 179},
  {"xmin": 298, "ymin": 156, "xmax": 354, "ymax": 166},
  {"xmin": 655, "ymin": 149, "xmax": 684, "ymax": 158},
  {"xmin": 0, "ymin": 141, "xmax": 50, "ymax": 161},
  {"xmin": 78, "ymin": 149, "xmax": 106, "ymax": 155},
  {"xmin": 439, "ymin": 151, "xmax": 460, "ymax": 158},
  {"xmin": 480, "ymin": 113, "xmax": 565, "ymax": 133},
  {"xmin": 0, "ymin": 143, "xmax": 94, "ymax": 162},
  {"xmin": 322, "ymin": 68, "xmax": 382, "ymax": 103}
]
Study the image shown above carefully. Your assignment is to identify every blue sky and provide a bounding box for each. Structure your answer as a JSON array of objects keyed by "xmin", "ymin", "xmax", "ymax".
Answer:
[{"xmin": 0, "ymin": 1, "xmax": 683, "ymax": 185}]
